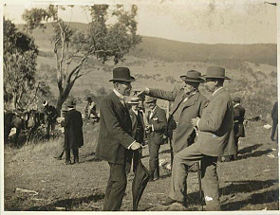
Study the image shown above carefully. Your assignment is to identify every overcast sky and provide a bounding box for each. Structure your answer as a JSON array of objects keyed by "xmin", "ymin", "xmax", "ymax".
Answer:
[{"xmin": 3, "ymin": 0, "xmax": 278, "ymax": 44}]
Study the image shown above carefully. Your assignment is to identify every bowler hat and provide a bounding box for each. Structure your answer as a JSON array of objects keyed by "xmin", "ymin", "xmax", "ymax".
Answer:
[
  {"xmin": 180, "ymin": 70, "xmax": 204, "ymax": 83},
  {"xmin": 233, "ymin": 97, "xmax": 241, "ymax": 103},
  {"xmin": 109, "ymin": 67, "xmax": 135, "ymax": 83},
  {"xmin": 145, "ymin": 97, "xmax": 157, "ymax": 103},
  {"xmin": 204, "ymin": 66, "xmax": 230, "ymax": 80}
]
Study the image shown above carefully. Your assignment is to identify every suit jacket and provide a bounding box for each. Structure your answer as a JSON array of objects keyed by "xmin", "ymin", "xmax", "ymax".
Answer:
[
  {"xmin": 149, "ymin": 88, "xmax": 208, "ymax": 153},
  {"xmin": 197, "ymin": 88, "xmax": 234, "ymax": 157},
  {"xmin": 147, "ymin": 105, "xmax": 167, "ymax": 145},
  {"xmin": 130, "ymin": 109, "xmax": 145, "ymax": 143},
  {"xmin": 96, "ymin": 91, "xmax": 135, "ymax": 165},
  {"xmin": 64, "ymin": 109, "xmax": 84, "ymax": 149}
]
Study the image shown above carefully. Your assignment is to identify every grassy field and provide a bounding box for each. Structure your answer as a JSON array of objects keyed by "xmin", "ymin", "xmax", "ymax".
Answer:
[
  {"xmin": 4, "ymin": 22, "xmax": 278, "ymax": 212},
  {"xmin": 4, "ymin": 118, "xmax": 279, "ymax": 211}
]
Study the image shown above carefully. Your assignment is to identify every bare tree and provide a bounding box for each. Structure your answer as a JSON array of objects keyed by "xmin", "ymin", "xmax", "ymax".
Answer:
[{"xmin": 22, "ymin": 5, "xmax": 141, "ymax": 113}]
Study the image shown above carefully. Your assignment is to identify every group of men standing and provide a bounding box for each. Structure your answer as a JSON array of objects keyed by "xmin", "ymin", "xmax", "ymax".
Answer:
[{"xmin": 95, "ymin": 65, "xmax": 242, "ymax": 211}]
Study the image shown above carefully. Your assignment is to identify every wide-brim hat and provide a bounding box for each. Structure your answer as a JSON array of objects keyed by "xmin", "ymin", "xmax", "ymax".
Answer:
[
  {"xmin": 109, "ymin": 67, "xmax": 135, "ymax": 83},
  {"xmin": 67, "ymin": 98, "xmax": 76, "ymax": 107},
  {"xmin": 180, "ymin": 70, "xmax": 204, "ymax": 83},
  {"xmin": 145, "ymin": 97, "xmax": 157, "ymax": 104},
  {"xmin": 233, "ymin": 96, "xmax": 241, "ymax": 103},
  {"xmin": 204, "ymin": 66, "xmax": 230, "ymax": 80}
]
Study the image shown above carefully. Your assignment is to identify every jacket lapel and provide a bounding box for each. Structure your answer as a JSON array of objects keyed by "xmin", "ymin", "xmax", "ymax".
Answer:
[{"xmin": 170, "ymin": 91, "xmax": 185, "ymax": 116}]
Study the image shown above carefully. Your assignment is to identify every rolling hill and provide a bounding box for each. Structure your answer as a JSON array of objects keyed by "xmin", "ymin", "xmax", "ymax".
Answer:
[{"xmin": 16, "ymin": 22, "xmax": 277, "ymax": 66}]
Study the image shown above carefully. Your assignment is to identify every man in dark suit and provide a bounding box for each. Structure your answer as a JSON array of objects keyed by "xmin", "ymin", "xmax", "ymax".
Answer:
[
  {"xmin": 95, "ymin": 67, "xmax": 142, "ymax": 211},
  {"xmin": 145, "ymin": 97, "xmax": 167, "ymax": 181},
  {"xmin": 126, "ymin": 97, "xmax": 146, "ymax": 174},
  {"xmin": 271, "ymin": 101, "xmax": 278, "ymax": 142},
  {"xmin": 223, "ymin": 97, "xmax": 245, "ymax": 161},
  {"xmin": 140, "ymin": 70, "xmax": 208, "ymax": 165},
  {"xmin": 63, "ymin": 99, "xmax": 83, "ymax": 165},
  {"xmin": 163, "ymin": 66, "xmax": 233, "ymax": 211}
]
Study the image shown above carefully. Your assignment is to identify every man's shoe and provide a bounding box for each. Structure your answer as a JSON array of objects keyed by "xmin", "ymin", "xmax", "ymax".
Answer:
[
  {"xmin": 65, "ymin": 161, "xmax": 71, "ymax": 165},
  {"xmin": 54, "ymin": 156, "xmax": 62, "ymax": 160},
  {"xmin": 153, "ymin": 177, "xmax": 159, "ymax": 181}
]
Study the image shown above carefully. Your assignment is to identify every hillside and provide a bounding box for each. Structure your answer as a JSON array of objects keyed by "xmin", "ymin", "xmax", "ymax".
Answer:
[{"xmin": 16, "ymin": 22, "xmax": 277, "ymax": 66}]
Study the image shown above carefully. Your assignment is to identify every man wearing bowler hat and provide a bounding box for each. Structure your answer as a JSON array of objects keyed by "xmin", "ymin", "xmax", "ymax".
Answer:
[
  {"xmin": 163, "ymin": 66, "xmax": 233, "ymax": 211},
  {"xmin": 145, "ymin": 96, "xmax": 167, "ymax": 181},
  {"xmin": 140, "ymin": 70, "xmax": 208, "ymax": 165},
  {"xmin": 95, "ymin": 67, "xmax": 142, "ymax": 211}
]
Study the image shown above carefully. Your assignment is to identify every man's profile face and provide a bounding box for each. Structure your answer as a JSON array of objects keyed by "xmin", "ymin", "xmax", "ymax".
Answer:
[
  {"xmin": 183, "ymin": 81, "xmax": 197, "ymax": 95},
  {"xmin": 204, "ymin": 79, "xmax": 217, "ymax": 93},
  {"xmin": 116, "ymin": 82, "xmax": 132, "ymax": 96}
]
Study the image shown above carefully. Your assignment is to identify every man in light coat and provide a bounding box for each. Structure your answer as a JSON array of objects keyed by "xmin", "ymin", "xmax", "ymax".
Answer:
[
  {"xmin": 141, "ymin": 70, "xmax": 208, "ymax": 165},
  {"xmin": 163, "ymin": 66, "xmax": 233, "ymax": 210}
]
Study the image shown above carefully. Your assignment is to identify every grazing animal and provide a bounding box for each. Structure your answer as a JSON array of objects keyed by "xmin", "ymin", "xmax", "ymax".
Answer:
[{"xmin": 4, "ymin": 111, "xmax": 25, "ymax": 145}]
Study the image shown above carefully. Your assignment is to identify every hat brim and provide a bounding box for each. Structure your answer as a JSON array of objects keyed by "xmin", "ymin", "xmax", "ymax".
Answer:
[
  {"xmin": 203, "ymin": 75, "xmax": 231, "ymax": 80},
  {"xmin": 180, "ymin": 76, "xmax": 205, "ymax": 83},
  {"xmin": 109, "ymin": 76, "xmax": 135, "ymax": 82},
  {"xmin": 145, "ymin": 100, "xmax": 156, "ymax": 103}
]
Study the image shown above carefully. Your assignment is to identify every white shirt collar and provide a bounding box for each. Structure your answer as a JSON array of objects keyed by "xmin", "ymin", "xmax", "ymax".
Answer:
[
  {"xmin": 212, "ymin": 87, "xmax": 223, "ymax": 96},
  {"xmin": 233, "ymin": 103, "xmax": 240, "ymax": 108},
  {"xmin": 113, "ymin": 89, "xmax": 125, "ymax": 100}
]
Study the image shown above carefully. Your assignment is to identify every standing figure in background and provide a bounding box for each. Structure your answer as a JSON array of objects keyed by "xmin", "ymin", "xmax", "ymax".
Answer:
[
  {"xmin": 271, "ymin": 101, "xmax": 278, "ymax": 142},
  {"xmin": 223, "ymin": 97, "xmax": 246, "ymax": 161},
  {"xmin": 145, "ymin": 97, "xmax": 167, "ymax": 181},
  {"xmin": 126, "ymin": 97, "xmax": 146, "ymax": 174},
  {"xmin": 64, "ymin": 99, "xmax": 84, "ymax": 165},
  {"xmin": 42, "ymin": 101, "xmax": 58, "ymax": 139}
]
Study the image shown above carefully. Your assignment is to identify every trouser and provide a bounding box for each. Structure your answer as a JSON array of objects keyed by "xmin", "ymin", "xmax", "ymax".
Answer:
[
  {"xmin": 103, "ymin": 162, "xmax": 127, "ymax": 211},
  {"xmin": 271, "ymin": 119, "xmax": 278, "ymax": 141},
  {"xmin": 125, "ymin": 150, "xmax": 142, "ymax": 175},
  {"xmin": 65, "ymin": 147, "xmax": 79, "ymax": 163},
  {"xmin": 148, "ymin": 142, "xmax": 160, "ymax": 179},
  {"xmin": 169, "ymin": 142, "xmax": 220, "ymax": 210},
  {"xmin": 46, "ymin": 122, "xmax": 55, "ymax": 139}
]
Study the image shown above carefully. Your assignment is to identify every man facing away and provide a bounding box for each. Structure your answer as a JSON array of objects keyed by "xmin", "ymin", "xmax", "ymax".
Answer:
[
  {"xmin": 223, "ymin": 96, "xmax": 245, "ymax": 161},
  {"xmin": 140, "ymin": 70, "xmax": 208, "ymax": 165},
  {"xmin": 163, "ymin": 66, "xmax": 233, "ymax": 211},
  {"xmin": 95, "ymin": 67, "xmax": 142, "ymax": 211},
  {"xmin": 145, "ymin": 97, "xmax": 167, "ymax": 181},
  {"xmin": 64, "ymin": 98, "xmax": 84, "ymax": 165}
]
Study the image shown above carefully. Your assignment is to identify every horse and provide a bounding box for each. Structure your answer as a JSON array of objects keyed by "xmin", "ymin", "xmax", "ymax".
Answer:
[
  {"xmin": 4, "ymin": 110, "xmax": 45, "ymax": 145},
  {"xmin": 4, "ymin": 111, "xmax": 25, "ymax": 146}
]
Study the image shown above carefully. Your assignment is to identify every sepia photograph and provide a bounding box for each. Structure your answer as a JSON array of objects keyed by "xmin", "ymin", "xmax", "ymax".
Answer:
[{"xmin": 1, "ymin": 0, "xmax": 279, "ymax": 213}]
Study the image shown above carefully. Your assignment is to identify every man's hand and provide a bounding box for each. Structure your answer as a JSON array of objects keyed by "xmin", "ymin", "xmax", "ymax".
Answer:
[
  {"xmin": 145, "ymin": 124, "xmax": 152, "ymax": 133},
  {"xmin": 191, "ymin": 117, "xmax": 200, "ymax": 127},
  {"xmin": 130, "ymin": 141, "xmax": 142, "ymax": 150},
  {"xmin": 136, "ymin": 87, "xmax": 150, "ymax": 97}
]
